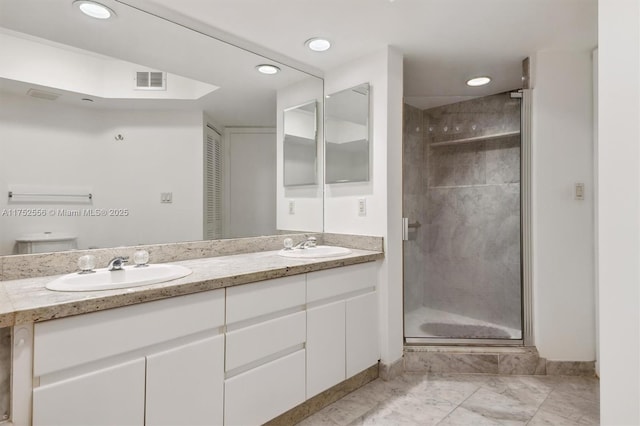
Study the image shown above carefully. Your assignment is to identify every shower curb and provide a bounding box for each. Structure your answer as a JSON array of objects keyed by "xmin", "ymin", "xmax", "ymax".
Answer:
[{"xmin": 403, "ymin": 346, "xmax": 596, "ymax": 377}]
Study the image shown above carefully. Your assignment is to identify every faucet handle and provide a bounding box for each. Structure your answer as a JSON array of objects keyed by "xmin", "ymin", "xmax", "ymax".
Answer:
[
  {"xmin": 77, "ymin": 255, "xmax": 96, "ymax": 274},
  {"xmin": 306, "ymin": 236, "xmax": 317, "ymax": 248}
]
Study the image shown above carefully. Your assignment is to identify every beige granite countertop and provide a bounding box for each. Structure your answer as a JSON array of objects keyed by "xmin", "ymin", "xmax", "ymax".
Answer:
[{"xmin": 0, "ymin": 248, "xmax": 383, "ymax": 327}]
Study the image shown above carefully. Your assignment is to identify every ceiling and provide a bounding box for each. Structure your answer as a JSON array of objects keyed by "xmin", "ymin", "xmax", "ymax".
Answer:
[
  {"xmin": 0, "ymin": 0, "xmax": 319, "ymax": 126},
  {"xmin": 134, "ymin": 0, "xmax": 598, "ymax": 107}
]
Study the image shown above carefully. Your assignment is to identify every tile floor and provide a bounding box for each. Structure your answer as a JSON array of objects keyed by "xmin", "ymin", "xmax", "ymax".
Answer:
[{"xmin": 297, "ymin": 373, "xmax": 599, "ymax": 425}]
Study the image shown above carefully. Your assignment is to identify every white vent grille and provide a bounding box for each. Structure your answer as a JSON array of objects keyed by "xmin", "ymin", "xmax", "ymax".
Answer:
[
  {"xmin": 135, "ymin": 71, "xmax": 166, "ymax": 90},
  {"xmin": 204, "ymin": 127, "xmax": 223, "ymax": 240},
  {"xmin": 27, "ymin": 89, "xmax": 60, "ymax": 101}
]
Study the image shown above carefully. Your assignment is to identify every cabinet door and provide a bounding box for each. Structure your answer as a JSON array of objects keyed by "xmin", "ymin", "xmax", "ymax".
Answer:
[
  {"xmin": 32, "ymin": 358, "xmax": 145, "ymax": 426},
  {"xmin": 346, "ymin": 292, "xmax": 379, "ymax": 378},
  {"xmin": 146, "ymin": 335, "xmax": 224, "ymax": 426},
  {"xmin": 306, "ymin": 300, "xmax": 345, "ymax": 398}
]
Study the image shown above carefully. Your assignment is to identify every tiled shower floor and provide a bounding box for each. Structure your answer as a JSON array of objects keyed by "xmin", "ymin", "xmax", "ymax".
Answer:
[
  {"xmin": 297, "ymin": 372, "xmax": 599, "ymax": 425},
  {"xmin": 405, "ymin": 306, "xmax": 522, "ymax": 340}
]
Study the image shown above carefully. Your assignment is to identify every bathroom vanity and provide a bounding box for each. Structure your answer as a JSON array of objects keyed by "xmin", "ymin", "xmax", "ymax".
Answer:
[{"xmin": 0, "ymin": 237, "xmax": 383, "ymax": 426}]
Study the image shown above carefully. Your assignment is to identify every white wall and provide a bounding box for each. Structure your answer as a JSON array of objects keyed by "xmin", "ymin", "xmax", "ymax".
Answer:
[
  {"xmin": 276, "ymin": 77, "xmax": 324, "ymax": 233},
  {"xmin": 598, "ymin": 0, "xmax": 640, "ymax": 423},
  {"xmin": 324, "ymin": 47, "xmax": 404, "ymax": 365},
  {"xmin": 0, "ymin": 92, "xmax": 204, "ymax": 253},
  {"xmin": 225, "ymin": 128, "xmax": 277, "ymax": 238},
  {"xmin": 531, "ymin": 51, "xmax": 596, "ymax": 361}
]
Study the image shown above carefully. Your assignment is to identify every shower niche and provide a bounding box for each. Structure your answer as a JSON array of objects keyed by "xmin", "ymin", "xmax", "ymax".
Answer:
[{"xmin": 403, "ymin": 91, "xmax": 523, "ymax": 343}]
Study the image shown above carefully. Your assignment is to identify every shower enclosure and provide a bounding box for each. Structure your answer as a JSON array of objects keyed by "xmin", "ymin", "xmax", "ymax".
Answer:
[{"xmin": 403, "ymin": 92, "xmax": 523, "ymax": 343}]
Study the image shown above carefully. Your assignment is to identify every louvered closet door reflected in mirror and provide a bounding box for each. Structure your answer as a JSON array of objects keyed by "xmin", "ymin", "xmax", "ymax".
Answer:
[{"xmin": 204, "ymin": 125, "xmax": 224, "ymax": 240}]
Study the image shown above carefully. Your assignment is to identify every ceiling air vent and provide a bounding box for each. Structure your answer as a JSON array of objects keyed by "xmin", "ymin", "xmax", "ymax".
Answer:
[
  {"xmin": 27, "ymin": 88, "xmax": 60, "ymax": 101},
  {"xmin": 135, "ymin": 71, "xmax": 166, "ymax": 91}
]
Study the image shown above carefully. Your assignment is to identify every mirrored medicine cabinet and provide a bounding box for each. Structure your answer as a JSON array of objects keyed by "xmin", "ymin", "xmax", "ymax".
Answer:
[
  {"xmin": 283, "ymin": 101, "xmax": 317, "ymax": 186},
  {"xmin": 325, "ymin": 83, "xmax": 371, "ymax": 184}
]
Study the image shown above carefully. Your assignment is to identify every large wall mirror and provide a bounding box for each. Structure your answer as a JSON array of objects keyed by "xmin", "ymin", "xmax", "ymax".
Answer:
[
  {"xmin": 0, "ymin": 0, "xmax": 324, "ymax": 256},
  {"xmin": 283, "ymin": 101, "xmax": 317, "ymax": 187},
  {"xmin": 325, "ymin": 83, "xmax": 370, "ymax": 184}
]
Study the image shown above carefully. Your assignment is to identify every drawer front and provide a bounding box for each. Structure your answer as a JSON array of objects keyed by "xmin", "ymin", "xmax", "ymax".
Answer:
[
  {"xmin": 33, "ymin": 358, "xmax": 145, "ymax": 426},
  {"xmin": 307, "ymin": 262, "xmax": 377, "ymax": 303},
  {"xmin": 226, "ymin": 275, "xmax": 305, "ymax": 324},
  {"xmin": 34, "ymin": 289, "xmax": 225, "ymax": 377},
  {"xmin": 224, "ymin": 349, "xmax": 306, "ymax": 426},
  {"xmin": 226, "ymin": 311, "xmax": 306, "ymax": 371}
]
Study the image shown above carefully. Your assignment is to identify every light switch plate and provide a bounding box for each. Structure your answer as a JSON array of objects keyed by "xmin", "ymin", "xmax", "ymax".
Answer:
[
  {"xmin": 358, "ymin": 198, "xmax": 366, "ymax": 216},
  {"xmin": 574, "ymin": 183, "xmax": 585, "ymax": 200},
  {"xmin": 288, "ymin": 200, "xmax": 295, "ymax": 215}
]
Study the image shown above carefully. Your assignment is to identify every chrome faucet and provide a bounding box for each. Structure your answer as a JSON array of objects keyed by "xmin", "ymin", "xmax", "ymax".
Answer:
[
  {"xmin": 294, "ymin": 236, "xmax": 317, "ymax": 249},
  {"xmin": 107, "ymin": 256, "xmax": 129, "ymax": 271}
]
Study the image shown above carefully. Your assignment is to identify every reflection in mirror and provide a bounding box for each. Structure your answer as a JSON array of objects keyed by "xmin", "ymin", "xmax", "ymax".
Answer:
[
  {"xmin": 325, "ymin": 83, "xmax": 370, "ymax": 184},
  {"xmin": 0, "ymin": 0, "xmax": 323, "ymax": 255},
  {"xmin": 283, "ymin": 101, "xmax": 317, "ymax": 186}
]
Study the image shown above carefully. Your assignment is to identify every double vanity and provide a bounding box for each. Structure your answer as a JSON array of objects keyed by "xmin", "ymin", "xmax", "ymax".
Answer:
[{"xmin": 0, "ymin": 234, "xmax": 383, "ymax": 426}]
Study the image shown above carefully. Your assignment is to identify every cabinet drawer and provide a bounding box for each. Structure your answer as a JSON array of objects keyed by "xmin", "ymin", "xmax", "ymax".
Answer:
[
  {"xmin": 307, "ymin": 262, "xmax": 377, "ymax": 303},
  {"xmin": 226, "ymin": 311, "xmax": 305, "ymax": 371},
  {"xmin": 226, "ymin": 275, "xmax": 305, "ymax": 324},
  {"xmin": 33, "ymin": 358, "xmax": 145, "ymax": 426},
  {"xmin": 34, "ymin": 289, "xmax": 225, "ymax": 377},
  {"xmin": 224, "ymin": 349, "xmax": 305, "ymax": 426}
]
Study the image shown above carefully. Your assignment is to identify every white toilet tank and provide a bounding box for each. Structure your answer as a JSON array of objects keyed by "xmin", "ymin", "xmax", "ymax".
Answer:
[{"xmin": 16, "ymin": 232, "xmax": 77, "ymax": 254}]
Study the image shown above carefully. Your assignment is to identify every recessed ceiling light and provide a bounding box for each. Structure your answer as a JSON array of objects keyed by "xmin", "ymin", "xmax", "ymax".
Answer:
[
  {"xmin": 73, "ymin": 1, "xmax": 115, "ymax": 20},
  {"xmin": 256, "ymin": 64, "xmax": 280, "ymax": 75},
  {"xmin": 466, "ymin": 76, "xmax": 491, "ymax": 87},
  {"xmin": 305, "ymin": 38, "xmax": 331, "ymax": 52}
]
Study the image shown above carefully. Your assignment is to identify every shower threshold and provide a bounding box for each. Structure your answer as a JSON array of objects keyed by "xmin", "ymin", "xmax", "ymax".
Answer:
[{"xmin": 405, "ymin": 306, "xmax": 522, "ymax": 345}]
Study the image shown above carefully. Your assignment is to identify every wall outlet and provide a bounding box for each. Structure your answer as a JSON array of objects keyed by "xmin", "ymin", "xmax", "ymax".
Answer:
[
  {"xmin": 358, "ymin": 198, "xmax": 366, "ymax": 216},
  {"xmin": 161, "ymin": 192, "xmax": 173, "ymax": 203},
  {"xmin": 288, "ymin": 200, "xmax": 295, "ymax": 215},
  {"xmin": 574, "ymin": 183, "xmax": 585, "ymax": 200}
]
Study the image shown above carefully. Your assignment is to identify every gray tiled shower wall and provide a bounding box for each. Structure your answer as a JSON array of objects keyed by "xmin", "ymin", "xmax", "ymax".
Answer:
[{"xmin": 404, "ymin": 92, "xmax": 522, "ymax": 330}]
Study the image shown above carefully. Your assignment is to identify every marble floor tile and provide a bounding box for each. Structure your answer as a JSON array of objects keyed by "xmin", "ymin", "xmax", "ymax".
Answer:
[
  {"xmin": 460, "ymin": 387, "xmax": 539, "ymax": 424},
  {"xmin": 297, "ymin": 372, "xmax": 599, "ymax": 426},
  {"xmin": 438, "ymin": 406, "xmax": 504, "ymax": 425}
]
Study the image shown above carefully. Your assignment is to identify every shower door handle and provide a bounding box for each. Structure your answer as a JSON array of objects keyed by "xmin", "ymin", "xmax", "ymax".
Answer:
[{"xmin": 402, "ymin": 217, "xmax": 409, "ymax": 241}]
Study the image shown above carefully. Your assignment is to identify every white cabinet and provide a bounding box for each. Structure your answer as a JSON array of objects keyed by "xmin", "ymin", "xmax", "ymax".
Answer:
[
  {"xmin": 32, "ymin": 290, "xmax": 225, "ymax": 426},
  {"xmin": 146, "ymin": 335, "xmax": 224, "ymax": 426},
  {"xmin": 346, "ymin": 292, "xmax": 379, "ymax": 377},
  {"xmin": 33, "ymin": 358, "xmax": 145, "ymax": 426},
  {"xmin": 306, "ymin": 300, "xmax": 345, "ymax": 397},
  {"xmin": 27, "ymin": 261, "xmax": 380, "ymax": 426},
  {"xmin": 306, "ymin": 263, "xmax": 379, "ymax": 398},
  {"xmin": 224, "ymin": 275, "xmax": 306, "ymax": 425}
]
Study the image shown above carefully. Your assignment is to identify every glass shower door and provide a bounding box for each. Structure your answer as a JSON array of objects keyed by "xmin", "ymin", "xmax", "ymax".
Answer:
[{"xmin": 403, "ymin": 92, "xmax": 523, "ymax": 342}]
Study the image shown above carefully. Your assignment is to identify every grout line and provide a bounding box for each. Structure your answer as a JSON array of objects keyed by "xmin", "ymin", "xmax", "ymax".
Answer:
[{"xmin": 435, "ymin": 384, "xmax": 483, "ymax": 425}]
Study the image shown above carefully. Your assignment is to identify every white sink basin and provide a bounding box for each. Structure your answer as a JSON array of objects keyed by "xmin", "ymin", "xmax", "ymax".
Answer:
[
  {"xmin": 278, "ymin": 245, "xmax": 352, "ymax": 259},
  {"xmin": 46, "ymin": 264, "xmax": 192, "ymax": 292}
]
